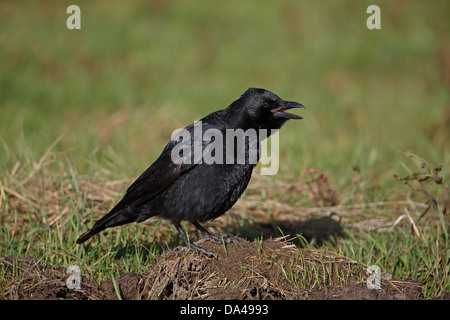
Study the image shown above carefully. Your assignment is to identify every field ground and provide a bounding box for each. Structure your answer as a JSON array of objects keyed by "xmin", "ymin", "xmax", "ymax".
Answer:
[
  {"xmin": 0, "ymin": 160, "xmax": 448, "ymax": 299},
  {"xmin": 1, "ymin": 1, "xmax": 449, "ymax": 299},
  {"xmin": 0, "ymin": 238, "xmax": 428, "ymax": 300}
]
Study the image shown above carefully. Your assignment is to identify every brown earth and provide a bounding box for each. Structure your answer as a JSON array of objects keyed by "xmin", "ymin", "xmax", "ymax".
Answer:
[{"xmin": 0, "ymin": 236, "xmax": 432, "ymax": 300}]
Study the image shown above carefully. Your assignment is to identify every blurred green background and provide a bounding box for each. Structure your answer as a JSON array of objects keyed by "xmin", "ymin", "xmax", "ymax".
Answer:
[{"xmin": 1, "ymin": 0, "xmax": 449, "ymax": 190}]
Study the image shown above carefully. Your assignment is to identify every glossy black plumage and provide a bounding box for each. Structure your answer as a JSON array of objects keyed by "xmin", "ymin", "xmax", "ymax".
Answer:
[{"xmin": 76, "ymin": 88, "xmax": 304, "ymax": 258}]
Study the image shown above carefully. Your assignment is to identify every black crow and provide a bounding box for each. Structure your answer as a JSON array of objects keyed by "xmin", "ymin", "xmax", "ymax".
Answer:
[{"xmin": 76, "ymin": 88, "xmax": 304, "ymax": 258}]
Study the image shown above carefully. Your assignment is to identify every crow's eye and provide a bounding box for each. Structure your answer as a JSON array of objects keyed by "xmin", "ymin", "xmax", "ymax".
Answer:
[{"xmin": 263, "ymin": 101, "xmax": 270, "ymax": 108}]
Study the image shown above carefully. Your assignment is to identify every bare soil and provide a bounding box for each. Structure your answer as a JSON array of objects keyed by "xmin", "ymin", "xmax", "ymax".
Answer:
[{"xmin": 0, "ymin": 237, "xmax": 432, "ymax": 300}]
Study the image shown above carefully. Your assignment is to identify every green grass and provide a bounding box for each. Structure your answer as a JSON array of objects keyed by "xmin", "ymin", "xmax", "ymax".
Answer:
[
  {"xmin": 1, "ymin": 0, "xmax": 450, "ymax": 298},
  {"xmin": 315, "ymin": 162, "xmax": 450, "ymax": 297}
]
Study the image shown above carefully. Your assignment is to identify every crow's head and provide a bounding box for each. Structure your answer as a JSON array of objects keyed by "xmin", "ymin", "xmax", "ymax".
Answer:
[{"xmin": 231, "ymin": 88, "xmax": 305, "ymax": 130}]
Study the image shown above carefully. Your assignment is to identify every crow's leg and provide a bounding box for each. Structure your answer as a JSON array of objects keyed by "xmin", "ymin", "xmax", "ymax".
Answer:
[
  {"xmin": 192, "ymin": 222, "xmax": 236, "ymax": 244},
  {"xmin": 173, "ymin": 222, "xmax": 217, "ymax": 259}
]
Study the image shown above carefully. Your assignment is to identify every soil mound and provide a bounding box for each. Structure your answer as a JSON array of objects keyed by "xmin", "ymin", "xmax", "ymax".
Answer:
[{"xmin": 0, "ymin": 237, "xmax": 425, "ymax": 300}]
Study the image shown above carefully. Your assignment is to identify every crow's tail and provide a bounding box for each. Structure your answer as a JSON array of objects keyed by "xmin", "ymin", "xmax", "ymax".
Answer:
[
  {"xmin": 76, "ymin": 223, "xmax": 106, "ymax": 244},
  {"xmin": 76, "ymin": 205, "xmax": 136, "ymax": 244}
]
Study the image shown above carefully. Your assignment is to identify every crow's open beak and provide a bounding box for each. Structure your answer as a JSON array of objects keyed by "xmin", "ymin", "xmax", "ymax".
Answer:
[{"xmin": 271, "ymin": 101, "xmax": 305, "ymax": 119}]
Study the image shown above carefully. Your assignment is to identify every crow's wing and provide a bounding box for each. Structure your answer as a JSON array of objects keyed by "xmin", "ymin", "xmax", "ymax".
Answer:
[
  {"xmin": 109, "ymin": 123, "xmax": 209, "ymax": 213},
  {"xmin": 76, "ymin": 129, "xmax": 205, "ymax": 244}
]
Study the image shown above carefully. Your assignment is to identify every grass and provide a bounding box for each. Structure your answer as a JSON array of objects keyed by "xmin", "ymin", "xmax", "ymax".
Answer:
[
  {"xmin": 326, "ymin": 203, "xmax": 449, "ymax": 297},
  {"xmin": 316, "ymin": 166, "xmax": 450, "ymax": 297},
  {"xmin": 256, "ymin": 237, "xmax": 367, "ymax": 294},
  {"xmin": 1, "ymin": 0, "xmax": 450, "ymax": 298}
]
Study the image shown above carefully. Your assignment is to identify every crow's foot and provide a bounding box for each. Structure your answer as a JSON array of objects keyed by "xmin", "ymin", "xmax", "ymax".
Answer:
[
  {"xmin": 197, "ymin": 233, "xmax": 237, "ymax": 245},
  {"xmin": 174, "ymin": 243, "xmax": 217, "ymax": 259}
]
